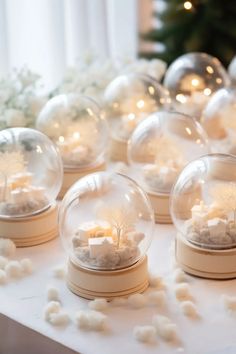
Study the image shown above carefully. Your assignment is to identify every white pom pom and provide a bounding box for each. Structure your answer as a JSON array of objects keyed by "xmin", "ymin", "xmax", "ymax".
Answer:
[
  {"xmin": 127, "ymin": 293, "xmax": 147, "ymax": 309},
  {"xmin": 20, "ymin": 258, "xmax": 33, "ymax": 274},
  {"xmin": 0, "ymin": 269, "xmax": 7, "ymax": 284},
  {"xmin": 133, "ymin": 325, "xmax": 156, "ymax": 343},
  {"xmin": 0, "ymin": 238, "xmax": 16, "ymax": 257},
  {"xmin": 0, "ymin": 256, "xmax": 8, "ymax": 269},
  {"xmin": 5, "ymin": 260, "xmax": 23, "ymax": 278},
  {"xmin": 173, "ymin": 268, "xmax": 187, "ymax": 283},
  {"xmin": 88, "ymin": 298, "xmax": 108, "ymax": 311},
  {"xmin": 52, "ymin": 264, "xmax": 66, "ymax": 279},
  {"xmin": 222, "ymin": 295, "xmax": 236, "ymax": 312},
  {"xmin": 147, "ymin": 291, "xmax": 166, "ymax": 306},
  {"xmin": 75, "ymin": 310, "xmax": 107, "ymax": 331},
  {"xmin": 49, "ymin": 312, "xmax": 70, "ymax": 326},
  {"xmin": 180, "ymin": 301, "xmax": 198, "ymax": 317},
  {"xmin": 152, "ymin": 315, "xmax": 177, "ymax": 341},
  {"xmin": 175, "ymin": 283, "xmax": 192, "ymax": 301},
  {"xmin": 111, "ymin": 297, "xmax": 127, "ymax": 307},
  {"xmin": 44, "ymin": 301, "xmax": 61, "ymax": 321},
  {"xmin": 47, "ymin": 286, "xmax": 60, "ymax": 302},
  {"xmin": 148, "ymin": 274, "xmax": 166, "ymax": 289}
]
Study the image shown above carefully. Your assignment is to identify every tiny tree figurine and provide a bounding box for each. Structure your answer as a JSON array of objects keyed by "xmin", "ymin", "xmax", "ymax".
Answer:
[
  {"xmin": 210, "ymin": 182, "xmax": 236, "ymax": 224},
  {"xmin": 97, "ymin": 205, "xmax": 136, "ymax": 248}
]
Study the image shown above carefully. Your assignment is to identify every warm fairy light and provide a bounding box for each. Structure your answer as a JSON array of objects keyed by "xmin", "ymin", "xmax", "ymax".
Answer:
[
  {"xmin": 191, "ymin": 78, "xmax": 200, "ymax": 87},
  {"xmin": 87, "ymin": 108, "xmax": 93, "ymax": 116},
  {"xmin": 73, "ymin": 132, "xmax": 80, "ymax": 139},
  {"xmin": 148, "ymin": 86, "xmax": 155, "ymax": 95},
  {"xmin": 206, "ymin": 66, "xmax": 214, "ymax": 74},
  {"xmin": 185, "ymin": 127, "xmax": 192, "ymax": 135},
  {"xmin": 128, "ymin": 113, "xmax": 135, "ymax": 121},
  {"xmin": 176, "ymin": 94, "xmax": 187, "ymax": 103},
  {"xmin": 216, "ymin": 77, "xmax": 222, "ymax": 84},
  {"xmin": 204, "ymin": 88, "xmax": 212, "ymax": 96},
  {"xmin": 184, "ymin": 1, "xmax": 192, "ymax": 10},
  {"xmin": 136, "ymin": 100, "xmax": 145, "ymax": 109},
  {"xmin": 59, "ymin": 136, "xmax": 65, "ymax": 143}
]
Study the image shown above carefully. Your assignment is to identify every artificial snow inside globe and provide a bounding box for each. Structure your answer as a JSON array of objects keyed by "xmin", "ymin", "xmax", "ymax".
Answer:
[
  {"xmin": 59, "ymin": 171, "xmax": 155, "ymax": 299},
  {"xmin": 104, "ymin": 73, "xmax": 170, "ymax": 162},
  {"xmin": 202, "ymin": 87, "xmax": 236, "ymax": 155},
  {"xmin": 171, "ymin": 153, "xmax": 236, "ymax": 279},
  {"xmin": 164, "ymin": 52, "xmax": 230, "ymax": 120},
  {"xmin": 128, "ymin": 111, "xmax": 210, "ymax": 224},
  {"xmin": 0, "ymin": 128, "xmax": 63, "ymax": 246},
  {"xmin": 37, "ymin": 93, "xmax": 108, "ymax": 198}
]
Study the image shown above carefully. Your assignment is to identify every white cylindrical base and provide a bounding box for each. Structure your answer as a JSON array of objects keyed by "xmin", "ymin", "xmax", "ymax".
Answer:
[
  {"xmin": 110, "ymin": 138, "xmax": 128, "ymax": 163},
  {"xmin": 148, "ymin": 192, "xmax": 172, "ymax": 224},
  {"xmin": 67, "ymin": 256, "xmax": 149, "ymax": 300},
  {"xmin": 176, "ymin": 233, "xmax": 236, "ymax": 279},
  {"xmin": 59, "ymin": 161, "xmax": 106, "ymax": 199},
  {"xmin": 0, "ymin": 203, "xmax": 58, "ymax": 247}
]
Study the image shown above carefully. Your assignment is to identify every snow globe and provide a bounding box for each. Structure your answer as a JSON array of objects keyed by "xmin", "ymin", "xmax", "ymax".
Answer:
[
  {"xmin": 128, "ymin": 111, "xmax": 210, "ymax": 223},
  {"xmin": 171, "ymin": 153, "xmax": 236, "ymax": 279},
  {"xmin": 202, "ymin": 87, "xmax": 236, "ymax": 154},
  {"xmin": 164, "ymin": 52, "xmax": 230, "ymax": 119},
  {"xmin": 59, "ymin": 171, "xmax": 155, "ymax": 299},
  {"xmin": 104, "ymin": 73, "xmax": 170, "ymax": 162},
  {"xmin": 0, "ymin": 127, "xmax": 63, "ymax": 246},
  {"xmin": 37, "ymin": 94, "xmax": 108, "ymax": 198}
]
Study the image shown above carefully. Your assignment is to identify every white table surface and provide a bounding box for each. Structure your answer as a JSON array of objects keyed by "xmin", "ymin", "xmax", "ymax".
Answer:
[{"xmin": 1, "ymin": 223, "xmax": 236, "ymax": 354}]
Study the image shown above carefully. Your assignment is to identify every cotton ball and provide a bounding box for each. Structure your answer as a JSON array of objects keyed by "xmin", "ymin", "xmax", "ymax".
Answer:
[
  {"xmin": 0, "ymin": 269, "xmax": 7, "ymax": 284},
  {"xmin": 127, "ymin": 293, "xmax": 147, "ymax": 309},
  {"xmin": 133, "ymin": 325, "xmax": 156, "ymax": 343},
  {"xmin": 20, "ymin": 258, "xmax": 33, "ymax": 274},
  {"xmin": 147, "ymin": 291, "xmax": 166, "ymax": 306},
  {"xmin": 0, "ymin": 256, "xmax": 8, "ymax": 269},
  {"xmin": 52, "ymin": 264, "xmax": 66, "ymax": 279},
  {"xmin": 173, "ymin": 268, "xmax": 187, "ymax": 283},
  {"xmin": 49, "ymin": 312, "xmax": 70, "ymax": 326},
  {"xmin": 75, "ymin": 310, "xmax": 107, "ymax": 331},
  {"xmin": 180, "ymin": 301, "xmax": 198, "ymax": 318},
  {"xmin": 5, "ymin": 260, "xmax": 23, "ymax": 278},
  {"xmin": 0, "ymin": 238, "xmax": 16, "ymax": 257},
  {"xmin": 152, "ymin": 315, "xmax": 177, "ymax": 341},
  {"xmin": 175, "ymin": 283, "xmax": 192, "ymax": 301},
  {"xmin": 44, "ymin": 301, "xmax": 61, "ymax": 321},
  {"xmin": 222, "ymin": 295, "xmax": 236, "ymax": 312},
  {"xmin": 111, "ymin": 297, "xmax": 127, "ymax": 307},
  {"xmin": 88, "ymin": 298, "xmax": 108, "ymax": 311},
  {"xmin": 148, "ymin": 274, "xmax": 166, "ymax": 290},
  {"xmin": 47, "ymin": 286, "xmax": 60, "ymax": 302}
]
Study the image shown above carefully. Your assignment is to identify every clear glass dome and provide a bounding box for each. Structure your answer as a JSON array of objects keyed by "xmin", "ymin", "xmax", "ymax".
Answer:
[
  {"xmin": 171, "ymin": 153, "xmax": 236, "ymax": 250},
  {"xmin": 0, "ymin": 127, "xmax": 63, "ymax": 218},
  {"xmin": 104, "ymin": 73, "xmax": 170, "ymax": 142},
  {"xmin": 36, "ymin": 94, "xmax": 108, "ymax": 169},
  {"xmin": 202, "ymin": 87, "xmax": 236, "ymax": 154},
  {"xmin": 128, "ymin": 111, "xmax": 210, "ymax": 195},
  {"xmin": 59, "ymin": 171, "xmax": 155, "ymax": 270},
  {"xmin": 164, "ymin": 52, "xmax": 230, "ymax": 119}
]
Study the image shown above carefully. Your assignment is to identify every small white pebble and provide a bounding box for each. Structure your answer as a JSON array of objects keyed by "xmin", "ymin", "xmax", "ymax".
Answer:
[
  {"xmin": 222, "ymin": 295, "xmax": 236, "ymax": 312},
  {"xmin": 111, "ymin": 297, "xmax": 127, "ymax": 307},
  {"xmin": 47, "ymin": 286, "xmax": 60, "ymax": 302},
  {"xmin": 20, "ymin": 258, "xmax": 33, "ymax": 274},
  {"xmin": 0, "ymin": 238, "xmax": 16, "ymax": 257},
  {"xmin": 75, "ymin": 310, "xmax": 107, "ymax": 331},
  {"xmin": 0, "ymin": 256, "xmax": 8, "ymax": 269},
  {"xmin": 180, "ymin": 301, "xmax": 198, "ymax": 318},
  {"xmin": 49, "ymin": 311, "xmax": 70, "ymax": 326},
  {"xmin": 148, "ymin": 274, "xmax": 166, "ymax": 290},
  {"xmin": 133, "ymin": 325, "xmax": 156, "ymax": 343},
  {"xmin": 88, "ymin": 298, "xmax": 108, "ymax": 311},
  {"xmin": 52, "ymin": 264, "xmax": 66, "ymax": 279},
  {"xmin": 147, "ymin": 291, "xmax": 166, "ymax": 306},
  {"xmin": 175, "ymin": 283, "xmax": 192, "ymax": 301},
  {"xmin": 127, "ymin": 293, "xmax": 147, "ymax": 309},
  {"xmin": 173, "ymin": 268, "xmax": 187, "ymax": 283},
  {"xmin": 5, "ymin": 260, "xmax": 23, "ymax": 278},
  {"xmin": 44, "ymin": 301, "xmax": 61, "ymax": 321},
  {"xmin": 152, "ymin": 315, "xmax": 177, "ymax": 341},
  {"xmin": 0, "ymin": 269, "xmax": 7, "ymax": 284}
]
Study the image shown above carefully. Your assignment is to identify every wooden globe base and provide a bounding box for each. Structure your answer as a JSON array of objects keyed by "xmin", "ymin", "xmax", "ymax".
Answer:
[
  {"xmin": 0, "ymin": 203, "xmax": 58, "ymax": 247},
  {"xmin": 67, "ymin": 256, "xmax": 149, "ymax": 300},
  {"xmin": 109, "ymin": 138, "xmax": 128, "ymax": 163},
  {"xmin": 176, "ymin": 233, "xmax": 236, "ymax": 279},
  {"xmin": 59, "ymin": 161, "xmax": 106, "ymax": 199},
  {"xmin": 148, "ymin": 192, "xmax": 172, "ymax": 224}
]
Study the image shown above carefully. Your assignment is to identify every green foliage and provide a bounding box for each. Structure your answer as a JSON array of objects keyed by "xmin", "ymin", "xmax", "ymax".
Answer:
[{"xmin": 140, "ymin": 0, "xmax": 236, "ymax": 66}]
